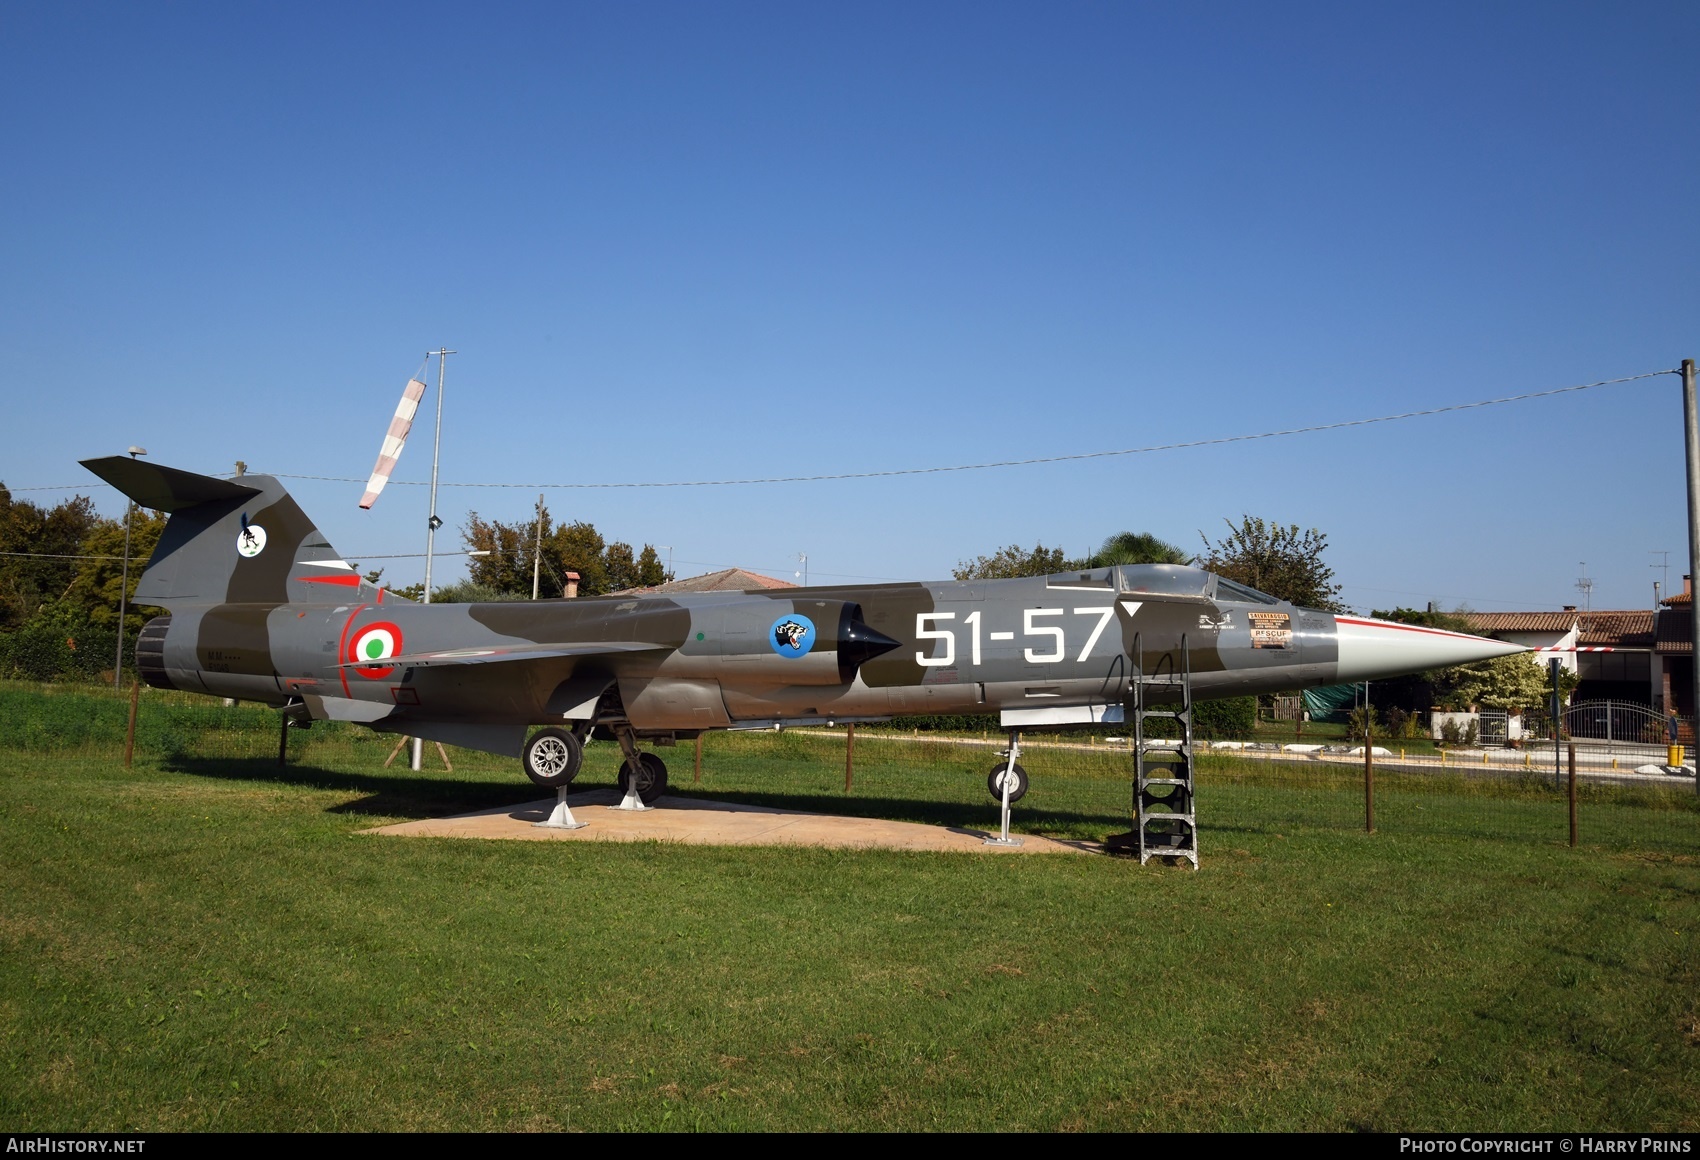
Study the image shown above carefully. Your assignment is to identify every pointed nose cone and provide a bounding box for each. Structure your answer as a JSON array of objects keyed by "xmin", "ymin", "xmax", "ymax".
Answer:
[{"xmin": 1334, "ymin": 615, "xmax": 1527, "ymax": 683}]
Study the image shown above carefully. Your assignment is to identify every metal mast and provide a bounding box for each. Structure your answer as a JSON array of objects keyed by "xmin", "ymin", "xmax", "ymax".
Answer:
[{"xmin": 421, "ymin": 348, "xmax": 455, "ymax": 604}]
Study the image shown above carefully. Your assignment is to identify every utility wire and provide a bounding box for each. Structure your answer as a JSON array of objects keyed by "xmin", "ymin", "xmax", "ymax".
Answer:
[
  {"xmin": 0, "ymin": 551, "xmax": 123, "ymax": 560},
  {"xmin": 6, "ymin": 368, "xmax": 1679, "ymax": 494},
  {"xmin": 261, "ymin": 368, "xmax": 1676, "ymax": 490}
]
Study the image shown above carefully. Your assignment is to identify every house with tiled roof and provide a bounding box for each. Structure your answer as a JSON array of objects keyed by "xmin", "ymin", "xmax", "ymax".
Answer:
[
  {"xmin": 1464, "ymin": 607, "xmax": 1657, "ymax": 707},
  {"xmin": 1655, "ymin": 576, "xmax": 1696, "ymax": 714}
]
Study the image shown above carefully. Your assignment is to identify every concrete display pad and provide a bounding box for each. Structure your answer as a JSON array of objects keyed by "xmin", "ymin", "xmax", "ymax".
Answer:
[{"xmin": 364, "ymin": 788, "xmax": 1093, "ymax": 855}]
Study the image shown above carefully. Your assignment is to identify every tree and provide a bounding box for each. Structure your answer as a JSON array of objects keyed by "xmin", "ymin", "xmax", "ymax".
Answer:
[
  {"xmin": 63, "ymin": 509, "xmax": 167, "ymax": 625},
  {"xmin": 0, "ymin": 486, "xmax": 102, "ymax": 629},
  {"xmin": 1437, "ymin": 651, "xmax": 1553, "ymax": 713},
  {"xmin": 953, "ymin": 543, "xmax": 1066, "ymax": 581},
  {"xmin": 427, "ymin": 579, "xmax": 524, "ymax": 604},
  {"xmin": 460, "ymin": 504, "xmax": 671, "ymax": 599},
  {"xmin": 1082, "ymin": 531, "xmax": 1190, "ymax": 568},
  {"xmin": 1198, "ymin": 516, "xmax": 1344, "ymax": 610},
  {"xmin": 1372, "ymin": 606, "xmax": 1474, "ymax": 634},
  {"xmin": 0, "ymin": 486, "xmax": 171, "ymax": 680}
]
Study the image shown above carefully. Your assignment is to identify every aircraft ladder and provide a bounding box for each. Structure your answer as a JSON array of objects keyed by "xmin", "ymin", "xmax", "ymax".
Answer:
[{"xmin": 1107, "ymin": 632, "xmax": 1198, "ymax": 867}]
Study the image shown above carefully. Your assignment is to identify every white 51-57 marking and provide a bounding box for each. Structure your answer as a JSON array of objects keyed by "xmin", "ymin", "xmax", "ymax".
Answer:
[{"xmin": 916, "ymin": 607, "xmax": 1117, "ymax": 667}]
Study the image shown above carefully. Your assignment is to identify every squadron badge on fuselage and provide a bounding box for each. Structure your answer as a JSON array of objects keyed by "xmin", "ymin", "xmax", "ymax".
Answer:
[{"xmin": 769, "ymin": 613, "xmax": 816, "ymax": 658}]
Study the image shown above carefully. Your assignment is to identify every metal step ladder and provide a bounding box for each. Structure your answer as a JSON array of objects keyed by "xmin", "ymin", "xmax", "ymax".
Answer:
[{"xmin": 1106, "ymin": 633, "xmax": 1198, "ymax": 867}]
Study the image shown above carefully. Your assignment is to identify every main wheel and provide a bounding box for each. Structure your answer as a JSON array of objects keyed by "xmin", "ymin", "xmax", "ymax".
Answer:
[
  {"xmin": 618, "ymin": 751, "xmax": 669, "ymax": 805},
  {"xmin": 987, "ymin": 761, "xmax": 1029, "ymax": 803},
  {"xmin": 523, "ymin": 727, "xmax": 583, "ymax": 789}
]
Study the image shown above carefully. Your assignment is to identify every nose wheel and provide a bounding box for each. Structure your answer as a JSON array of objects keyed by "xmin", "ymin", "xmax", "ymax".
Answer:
[
  {"xmin": 618, "ymin": 751, "xmax": 669, "ymax": 806},
  {"xmin": 611, "ymin": 724, "xmax": 668, "ymax": 809},
  {"xmin": 984, "ymin": 732, "xmax": 1027, "ymax": 847},
  {"xmin": 987, "ymin": 760, "xmax": 1028, "ymax": 803}
]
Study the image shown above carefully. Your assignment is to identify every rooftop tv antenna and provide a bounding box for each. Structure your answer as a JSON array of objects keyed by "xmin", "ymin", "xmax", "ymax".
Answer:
[{"xmin": 1574, "ymin": 562, "xmax": 1594, "ymax": 612}]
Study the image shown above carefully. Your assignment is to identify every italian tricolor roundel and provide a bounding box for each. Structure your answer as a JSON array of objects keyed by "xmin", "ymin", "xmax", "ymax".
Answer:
[{"xmin": 348, "ymin": 620, "xmax": 403, "ymax": 679}]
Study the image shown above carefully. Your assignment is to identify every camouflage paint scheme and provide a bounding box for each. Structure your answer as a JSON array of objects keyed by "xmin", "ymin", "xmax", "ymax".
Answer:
[{"xmin": 82, "ymin": 458, "xmax": 1484, "ymax": 766}]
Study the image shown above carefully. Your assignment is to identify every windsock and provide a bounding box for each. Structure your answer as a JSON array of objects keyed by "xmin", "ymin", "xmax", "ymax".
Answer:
[{"xmin": 359, "ymin": 378, "xmax": 427, "ymax": 509}]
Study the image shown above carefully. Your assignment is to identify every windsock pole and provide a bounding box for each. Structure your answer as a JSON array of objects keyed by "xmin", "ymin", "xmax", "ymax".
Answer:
[
  {"xmin": 1683, "ymin": 359, "xmax": 1699, "ymax": 793},
  {"xmin": 413, "ymin": 348, "xmax": 455, "ymax": 773}
]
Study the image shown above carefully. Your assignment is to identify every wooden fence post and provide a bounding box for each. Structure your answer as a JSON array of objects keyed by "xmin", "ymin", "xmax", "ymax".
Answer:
[
  {"xmin": 1364, "ymin": 731, "xmax": 1375, "ymax": 834},
  {"xmin": 123, "ymin": 680, "xmax": 140, "ymax": 769}
]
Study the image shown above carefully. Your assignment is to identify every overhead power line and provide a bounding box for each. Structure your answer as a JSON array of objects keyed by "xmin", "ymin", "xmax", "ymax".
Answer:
[
  {"xmin": 0, "ymin": 551, "xmax": 123, "ymax": 560},
  {"xmin": 264, "ymin": 368, "xmax": 1677, "ymax": 490},
  {"xmin": 6, "ymin": 367, "xmax": 1678, "ymax": 494}
]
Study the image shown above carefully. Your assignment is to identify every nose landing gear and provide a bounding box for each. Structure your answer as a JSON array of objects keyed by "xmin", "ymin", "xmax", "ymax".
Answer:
[
  {"xmin": 984, "ymin": 731, "xmax": 1026, "ymax": 848},
  {"xmin": 613, "ymin": 725, "xmax": 668, "ymax": 810},
  {"xmin": 987, "ymin": 760, "xmax": 1029, "ymax": 804}
]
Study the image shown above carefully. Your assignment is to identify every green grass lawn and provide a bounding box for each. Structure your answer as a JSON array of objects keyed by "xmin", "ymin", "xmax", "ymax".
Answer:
[{"xmin": 1, "ymin": 684, "xmax": 1698, "ymax": 1131}]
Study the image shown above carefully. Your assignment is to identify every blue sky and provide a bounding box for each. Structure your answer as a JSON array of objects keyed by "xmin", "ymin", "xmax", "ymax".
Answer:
[{"xmin": 4, "ymin": 1, "xmax": 1697, "ymax": 611}]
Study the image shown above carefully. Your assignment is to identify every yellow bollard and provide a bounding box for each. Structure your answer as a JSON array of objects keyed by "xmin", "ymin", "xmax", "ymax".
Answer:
[
  {"xmin": 1482, "ymin": 751, "xmax": 1488, "ymax": 765},
  {"xmin": 1612, "ymin": 758, "xmax": 1617, "ymax": 770},
  {"xmin": 1524, "ymin": 752, "xmax": 1530, "ymax": 769},
  {"xmin": 1670, "ymin": 744, "xmax": 1685, "ymax": 768}
]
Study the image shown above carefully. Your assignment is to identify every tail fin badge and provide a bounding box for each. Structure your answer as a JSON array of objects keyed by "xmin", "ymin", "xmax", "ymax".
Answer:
[{"xmin": 237, "ymin": 513, "xmax": 267, "ymax": 558}]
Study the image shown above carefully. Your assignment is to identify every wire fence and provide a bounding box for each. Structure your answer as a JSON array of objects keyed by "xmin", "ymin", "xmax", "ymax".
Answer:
[{"xmin": 2, "ymin": 681, "xmax": 1695, "ymax": 858}]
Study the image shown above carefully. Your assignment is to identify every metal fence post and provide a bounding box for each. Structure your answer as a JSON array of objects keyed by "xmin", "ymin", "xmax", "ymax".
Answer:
[
  {"xmin": 845, "ymin": 723, "xmax": 856, "ymax": 793},
  {"xmin": 1567, "ymin": 742, "xmax": 1577, "ymax": 848}
]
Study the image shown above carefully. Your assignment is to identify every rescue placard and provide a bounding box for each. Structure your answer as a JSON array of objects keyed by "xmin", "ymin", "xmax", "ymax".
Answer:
[{"xmin": 1248, "ymin": 611, "xmax": 1293, "ymax": 649}]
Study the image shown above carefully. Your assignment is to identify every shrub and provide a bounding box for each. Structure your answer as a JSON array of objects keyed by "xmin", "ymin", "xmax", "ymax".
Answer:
[{"xmin": 1192, "ymin": 696, "xmax": 1256, "ymax": 740}]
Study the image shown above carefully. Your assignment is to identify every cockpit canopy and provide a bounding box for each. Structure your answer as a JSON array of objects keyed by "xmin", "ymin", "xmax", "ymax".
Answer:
[
  {"xmin": 1108, "ymin": 563, "xmax": 1282, "ymax": 605},
  {"xmin": 1040, "ymin": 563, "xmax": 1285, "ymax": 605}
]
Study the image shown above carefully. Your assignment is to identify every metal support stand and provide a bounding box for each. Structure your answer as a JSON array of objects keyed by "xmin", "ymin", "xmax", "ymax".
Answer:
[
  {"xmin": 984, "ymin": 730, "xmax": 1025, "ymax": 848},
  {"xmin": 612, "ymin": 726, "xmax": 653, "ymax": 812},
  {"xmin": 1106, "ymin": 633, "xmax": 1198, "ymax": 867},
  {"xmin": 535, "ymin": 786, "xmax": 588, "ymax": 830}
]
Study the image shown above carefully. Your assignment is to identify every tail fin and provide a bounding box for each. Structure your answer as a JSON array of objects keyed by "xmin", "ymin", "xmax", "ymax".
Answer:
[{"xmin": 80, "ymin": 458, "xmax": 375, "ymax": 606}]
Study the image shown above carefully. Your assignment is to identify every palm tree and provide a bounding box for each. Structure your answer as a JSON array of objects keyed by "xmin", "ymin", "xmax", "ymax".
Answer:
[{"xmin": 1086, "ymin": 531, "xmax": 1191, "ymax": 568}]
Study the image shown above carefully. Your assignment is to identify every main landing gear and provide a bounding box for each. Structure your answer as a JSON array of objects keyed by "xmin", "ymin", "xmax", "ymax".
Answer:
[
  {"xmin": 523, "ymin": 722, "xmax": 668, "ymax": 813},
  {"xmin": 523, "ymin": 727, "xmax": 584, "ymax": 789}
]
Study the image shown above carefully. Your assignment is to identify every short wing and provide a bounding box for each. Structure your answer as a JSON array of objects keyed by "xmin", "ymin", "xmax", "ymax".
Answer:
[{"xmin": 338, "ymin": 640, "xmax": 668, "ymax": 669}]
